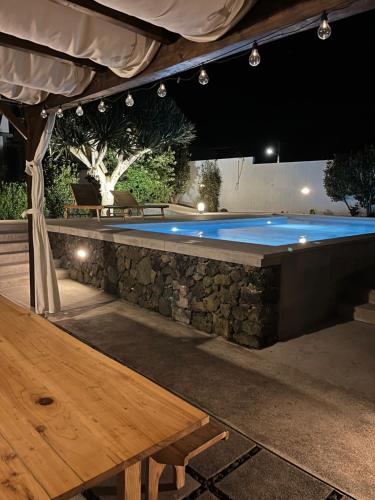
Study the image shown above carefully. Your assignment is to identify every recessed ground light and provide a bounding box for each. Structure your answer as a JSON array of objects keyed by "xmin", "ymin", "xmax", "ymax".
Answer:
[
  {"xmin": 76, "ymin": 248, "xmax": 88, "ymax": 259},
  {"xmin": 197, "ymin": 202, "xmax": 205, "ymax": 213}
]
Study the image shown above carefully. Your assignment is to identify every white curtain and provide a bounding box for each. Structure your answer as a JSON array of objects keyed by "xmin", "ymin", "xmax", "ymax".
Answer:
[{"xmin": 24, "ymin": 114, "xmax": 61, "ymax": 314}]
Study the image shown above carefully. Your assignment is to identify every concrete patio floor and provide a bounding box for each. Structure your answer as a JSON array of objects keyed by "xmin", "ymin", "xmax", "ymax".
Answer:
[{"xmin": 2, "ymin": 277, "xmax": 374, "ymax": 499}]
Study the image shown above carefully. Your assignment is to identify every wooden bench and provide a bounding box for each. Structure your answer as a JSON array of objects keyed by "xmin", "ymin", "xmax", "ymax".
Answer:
[{"xmin": 147, "ymin": 421, "xmax": 229, "ymax": 499}]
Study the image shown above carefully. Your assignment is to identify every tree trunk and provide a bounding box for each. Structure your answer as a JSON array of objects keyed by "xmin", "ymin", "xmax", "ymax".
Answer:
[{"xmin": 100, "ymin": 180, "xmax": 115, "ymax": 208}]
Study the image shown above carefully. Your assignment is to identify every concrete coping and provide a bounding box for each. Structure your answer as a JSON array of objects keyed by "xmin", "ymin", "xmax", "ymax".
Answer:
[{"xmin": 46, "ymin": 215, "xmax": 375, "ymax": 268}]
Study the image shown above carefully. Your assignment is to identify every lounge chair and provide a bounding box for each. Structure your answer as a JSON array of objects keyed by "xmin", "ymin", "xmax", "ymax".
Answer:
[
  {"xmin": 64, "ymin": 183, "xmax": 103, "ymax": 222},
  {"xmin": 110, "ymin": 190, "xmax": 169, "ymax": 218}
]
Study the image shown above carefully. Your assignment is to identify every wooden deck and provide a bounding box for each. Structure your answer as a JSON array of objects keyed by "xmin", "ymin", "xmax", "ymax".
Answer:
[{"xmin": 0, "ymin": 295, "xmax": 208, "ymax": 499}]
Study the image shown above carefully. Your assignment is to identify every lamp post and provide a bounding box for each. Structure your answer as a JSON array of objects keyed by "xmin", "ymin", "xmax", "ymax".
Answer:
[{"xmin": 265, "ymin": 141, "xmax": 280, "ymax": 163}]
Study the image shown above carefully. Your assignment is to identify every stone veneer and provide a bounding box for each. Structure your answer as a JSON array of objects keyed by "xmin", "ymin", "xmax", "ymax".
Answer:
[{"xmin": 49, "ymin": 233, "xmax": 281, "ymax": 348}]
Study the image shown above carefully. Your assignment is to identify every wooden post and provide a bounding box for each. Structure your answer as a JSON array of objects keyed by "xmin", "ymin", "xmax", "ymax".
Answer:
[{"xmin": 24, "ymin": 108, "xmax": 46, "ymax": 310}]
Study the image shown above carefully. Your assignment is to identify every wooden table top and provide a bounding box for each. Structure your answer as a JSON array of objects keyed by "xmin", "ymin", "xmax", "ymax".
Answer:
[{"xmin": 0, "ymin": 296, "xmax": 208, "ymax": 499}]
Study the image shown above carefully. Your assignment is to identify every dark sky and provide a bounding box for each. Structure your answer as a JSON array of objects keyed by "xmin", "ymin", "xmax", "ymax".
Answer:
[{"xmin": 167, "ymin": 10, "xmax": 375, "ymax": 162}]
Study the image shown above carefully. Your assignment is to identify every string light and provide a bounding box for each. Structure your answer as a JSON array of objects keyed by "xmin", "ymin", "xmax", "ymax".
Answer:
[
  {"xmin": 58, "ymin": 7, "xmax": 339, "ymax": 117},
  {"xmin": 249, "ymin": 42, "xmax": 261, "ymax": 67},
  {"xmin": 317, "ymin": 12, "xmax": 331, "ymax": 40},
  {"xmin": 157, "ymin": 82, "xmax": 167, "ymax": 97},
  {"xmin": 98, "ymin": 99, "xmax": 106, "ymax": 112},
  {"xmin": 198, "ymin": 66, "xmax": 209, "ymax": 85},
  {"xmin": 125, "ymin": 92, "xmax": 134, "ymax": 107},
  {"xmin": 40, "ymin": 107, "xmax": 48, "ymax": 119},
  {"xmin": 76, "ymin": 103, "xmax": 84, "ymax": 117}
]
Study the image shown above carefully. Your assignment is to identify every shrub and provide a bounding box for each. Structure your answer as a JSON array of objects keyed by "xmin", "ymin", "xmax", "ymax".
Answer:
[
  {"xmin": 43, "ymin": 154, "xmax": 79, "ymax": 218},
  {"xmin": 324, "ymin": 145, "xmax": 375, "ymax": 216},
  {"xmin": 171, "ymin": 146, "xmax": 191, "ymax": 202},
  {"xmin": 116, "ymin": 149, "xmax": 175, "ymax": 203},
  {"xmin": 198, "ymin": 160, "xmax": 222, "ymax": 212},
  {"xmin": 0, "ymin": 182, "xmax": 27, "ymax": 220}
]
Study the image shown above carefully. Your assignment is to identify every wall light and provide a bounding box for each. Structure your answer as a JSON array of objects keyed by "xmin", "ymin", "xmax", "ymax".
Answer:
[
  {"xmin": 197, "ymin": 202, "xmax": 205, "ymax": 213},
  {"xmin": 301, "ymin": 186, "xmax": 311, "ymax": 195},
  {"xmin": 76, "ymin": 248, "xmax": 88, "ymax": 259}
]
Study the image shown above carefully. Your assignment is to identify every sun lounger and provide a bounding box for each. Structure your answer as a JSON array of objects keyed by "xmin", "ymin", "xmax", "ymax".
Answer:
[
  {"xmin": 64, "ymin": 184, "xmax": 103, "ymax": 221},
  {"xmin": 110, "ymin": 190, "xmax": 169, "ymax": 218}
]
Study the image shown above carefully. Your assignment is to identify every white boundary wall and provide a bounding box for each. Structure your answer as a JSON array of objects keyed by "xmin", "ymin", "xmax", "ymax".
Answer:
[{"xmin": 180, "ymin": 157, "xmax": 349, "ymax": 215}]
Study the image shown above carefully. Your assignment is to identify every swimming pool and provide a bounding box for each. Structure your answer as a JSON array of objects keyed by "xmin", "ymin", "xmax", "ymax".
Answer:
[{"xmin": 111, "ymin": 216, "xmax": 375, "ymax": 247}]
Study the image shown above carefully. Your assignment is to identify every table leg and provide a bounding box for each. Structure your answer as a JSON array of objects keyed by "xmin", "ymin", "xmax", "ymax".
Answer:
[
  {"xmin": 116, "ymin": 462, "xmax": 141, "ymax": 499},
  {"xmin": 146, "ymin": 457, "xmax": 165, "ymax": 500}
]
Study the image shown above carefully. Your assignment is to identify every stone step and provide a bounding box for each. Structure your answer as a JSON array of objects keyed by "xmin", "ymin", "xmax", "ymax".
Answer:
[
  {"xmin": 0, "ymin": 251, "xmax": 29, "ymax": 265},
  {"xmin": 0, "ymin": 240, "xmax": 29, "ymax": 254},
  {"xmin": 0, "ymin": 261, "xmax": 29, "ymax": 277},
  {"xmin": 368, "ymin": 290, "xmax": 375, "ymax": 304},
  {"xmin": 354, "ymin": 303, "xmax": 375, "ymax": 324},
  {"xmin": 0, "ymin": 266, "xmax": 69, "ymax": 288},
  {"xmin": 56, "ymin": 268, "xmax": 69, "ymax": 279},
  {"xmin": 0, "ymin": 272, "xmax": 29, "ymax": 289},
  {"xmin": 0, "ymin": 231, "xmax": 28, "ymax": 243}
]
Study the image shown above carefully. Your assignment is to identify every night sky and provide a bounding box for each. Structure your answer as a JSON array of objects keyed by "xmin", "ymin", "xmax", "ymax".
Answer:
[{"xmin": 167, "ymin": 10, "xmax": 375, "ymax": 162}]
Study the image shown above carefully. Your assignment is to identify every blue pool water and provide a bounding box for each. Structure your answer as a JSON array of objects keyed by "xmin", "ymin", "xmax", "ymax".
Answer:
[{"xmin": 111, "ymin": 216, "xmax": 375, "ymax": 247}]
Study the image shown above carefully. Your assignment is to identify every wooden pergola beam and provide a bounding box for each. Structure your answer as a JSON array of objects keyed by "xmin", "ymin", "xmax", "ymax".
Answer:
[
  {"xmin": 0, "ymin": 32, "xmax": 106, "ymax": 72},
  {"xmin": 43, "ymin": 0, "xmax": 375, "ymax": 111},
  {"xmin": 0, "ymin": 102, "xmax": 28, "ymax": 140},
  {"xmin": 50, "ymin": 0, "xmax": 178, "ymax": 44}
]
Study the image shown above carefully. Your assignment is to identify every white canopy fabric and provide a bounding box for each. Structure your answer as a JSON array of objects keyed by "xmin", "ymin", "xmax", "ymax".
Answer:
[
  {"xmin": 0, "ymin": 0, "xmax": 160, "ymax": 79},
  {"xmin": 0, "ymin": 82, "xmax": 48, "ymax": 106},
  {"xmin": 0, "ymin": 47, "xmax": 94, "ymax": 101},
  {"xmin": 97, "ymin": 0, "xmax": 257, "ymax": 41},
  {"xmin": 0, "ymin": 0, "xmax": 256, "ymax": 104},
  {"xmin": 23, "ymin": 114, "xmax": 61, "ymax": 314}
]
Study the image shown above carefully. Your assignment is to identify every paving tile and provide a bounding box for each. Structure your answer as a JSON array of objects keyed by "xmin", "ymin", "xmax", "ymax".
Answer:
[
  {"xmin": 189, "ymin": 420, "xmax": 256, "ymax": 480},
  {"xmin": 218, "ymin": 449, "xmax": 332, "ymax": 500},
  {"xmin": 196, "ymin": 491, "xmax": 219, "ymax": 499},
  {"xmin": 90, "ymin": 462, "xmax": 200, "ymax": 500}
]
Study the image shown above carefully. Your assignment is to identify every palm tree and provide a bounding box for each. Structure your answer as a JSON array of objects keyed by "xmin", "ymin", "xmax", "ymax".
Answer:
[{"xmin": 53, "ymin": 93, "xmax": 195, "ymax": 205}]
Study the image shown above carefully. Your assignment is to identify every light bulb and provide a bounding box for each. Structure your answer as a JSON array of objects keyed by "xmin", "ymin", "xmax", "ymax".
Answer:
[
  {"xmin": 40, "ymin": 108, "xmax": 48, "ymax": 119},
  {"xmin": 56, "ymin": 107, "xmax": 64, "ymax": 119},
  {"xmin": 125, "ymin": 92, "xmax": 134, "ymax": 107},
  {"xmin": 249, "ymin": 42, "xmax": 261, "ymax": 67},
  {"xmin": 157, "ymin": 82, "xmax": 167, "ymax": 98},
  {"xmin": 98, "ymin": 99, "xmax": 106, "ymax": 113},
  {"xmin": 198, "ymin": 67, "xmax": 209, "ymax": 85},
  {"xmin": 317, "ymin": 12, "xmax": 331, "ymax": 40},
  {"xmin": 76, "ymin": 104, "xmax": 84, "ymax": 117}
]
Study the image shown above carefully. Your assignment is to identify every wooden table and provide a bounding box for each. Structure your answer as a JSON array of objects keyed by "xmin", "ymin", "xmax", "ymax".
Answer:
[{"xmin": 0, "ymin": 296, "xmax": 208, "ymax": 499}]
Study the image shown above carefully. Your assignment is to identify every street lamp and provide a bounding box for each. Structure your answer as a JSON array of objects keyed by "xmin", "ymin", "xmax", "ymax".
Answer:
[{"xmin": 265, "ymin": 142, "xmax": 280, "ymax": 163}]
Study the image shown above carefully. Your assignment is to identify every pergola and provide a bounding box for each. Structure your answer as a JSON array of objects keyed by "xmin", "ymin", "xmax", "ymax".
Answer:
[{"xmin": 0, "ymin": 0, "xmax": 374, "ymax": 314}]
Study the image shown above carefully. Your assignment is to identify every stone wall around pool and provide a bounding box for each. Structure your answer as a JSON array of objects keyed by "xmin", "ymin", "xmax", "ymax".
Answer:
[{"xmin": 49, "ymin": 233, "xmax": 281, "ymax": 348}]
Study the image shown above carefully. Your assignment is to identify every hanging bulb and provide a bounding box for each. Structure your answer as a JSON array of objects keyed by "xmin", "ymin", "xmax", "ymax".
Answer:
[
  {"xmin": 198, "ymin": 67, "xmax": 209, "ymax": 85},
  {"xmin": 249, "ymin": 42, "xmax": 261, "ymax": 67},
  {"xmin": 317, "ymin": 12, "xmax": 331, "ymax": 40},
  {"xmin": 125, "ymin": 92, "xmax": 134, "ymax": 107},
  {"xmin": 98, "ymin": 99, "xmax": 106, "ymax": 113},
  {"xmin": 40, "ymin": 107, "xmax": 48, "ymax": 119},
  {"xmin": 56, "ymin": 106, "xmax": 64, "ymax": 119},
  {"xmin": 76, "ymin": 104, "xmax": 84, "ymax": 117},
  {"xmin": 157, "ymin": 82, "xmax": 167, "ymax": 98}
]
